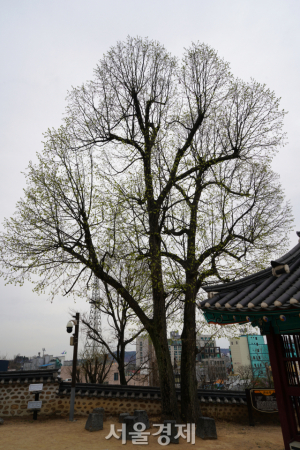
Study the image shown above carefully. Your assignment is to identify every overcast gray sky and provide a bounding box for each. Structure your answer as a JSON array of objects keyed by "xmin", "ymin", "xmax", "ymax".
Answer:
[{"xmin": 0, "ymin": 0, "xmax": 299, "ymax": 359}]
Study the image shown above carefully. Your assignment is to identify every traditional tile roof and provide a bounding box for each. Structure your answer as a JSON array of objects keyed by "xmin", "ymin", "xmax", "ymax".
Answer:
[
  {"xmin": 0, "ymin": 369, "xmax": 60, "ymax": 384},
  {"xmin": 199, "ymin": 238, "xmax": 300, "ymax": 313},
  {"xmin": 57, "ymin": 382, "xmax": 246, "ymax": 404}
]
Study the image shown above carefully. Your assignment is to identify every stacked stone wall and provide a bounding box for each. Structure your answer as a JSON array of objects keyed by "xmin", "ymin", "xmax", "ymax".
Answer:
[
  {"xmin": 0, "ymin": 381, "xmax": 279, "ymax": 425},
  {"xmin": 199, "ymin": 402, "xmax": 279, "ymax": 424},
  {"xmin": 0, "ymin": 382, "xmax": 162, "ymax": 417},
  {"xmin": 0, "ymin": 382, "xmax": 58, "ymax": 416}
]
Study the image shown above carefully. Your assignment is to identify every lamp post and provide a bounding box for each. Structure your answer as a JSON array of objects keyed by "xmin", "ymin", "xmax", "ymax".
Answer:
[{"xmin": 66, "ymin": 312, "xmax": 80, "ymax": 421}]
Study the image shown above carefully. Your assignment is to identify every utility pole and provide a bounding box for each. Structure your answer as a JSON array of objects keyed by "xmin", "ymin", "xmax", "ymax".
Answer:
[{"xmin": 69, "ymin": 312, "xmax": 79, "ymax": 421}]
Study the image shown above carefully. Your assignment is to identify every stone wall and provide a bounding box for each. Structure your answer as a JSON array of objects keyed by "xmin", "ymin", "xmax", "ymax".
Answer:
[
  {"xmin": 199, "ymin": 402, "xmax": 279, "ymax": 425},
  {"xmin": 0, "ymin": 381, "xmax": 162, "ymax": 417},
  {"xmin": 0, "ymin": 381, "xmax": 279, "ymax": 425},
  {"xmin": 0, "ymin": 381, "xmax": 59, "ymax": 416}
]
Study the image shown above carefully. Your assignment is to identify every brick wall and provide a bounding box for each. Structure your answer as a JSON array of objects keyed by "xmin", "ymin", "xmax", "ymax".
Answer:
[{"xmin": 0, "ymin": 381, "xmax": 279, "ymax": 424}]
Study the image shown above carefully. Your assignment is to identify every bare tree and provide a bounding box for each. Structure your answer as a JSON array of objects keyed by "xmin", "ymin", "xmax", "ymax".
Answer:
[
  {"xmin": 0, "ymin": 37, "xmax": 292, "ymax": 421},
  {"xmin": 81, "ymin": 262, "xmax": 181, "ymax": 385},
  {"xmin": 81, "ymin": 272, "xmax": 148, "ymax": 385},
  {"xmin": 196, "ymin": 359, "xmax": 227, "ymax": 389},
  {"xmin": 79, "ymin": 346, "xmax": 113, "ymax": 384},
  {"xmin": 235, "ymin": 364, "xmax": 269, "ymax": 389},
  {"xmin": 66, "ymin": 364, "xmax": 82, "ymax": 383}
]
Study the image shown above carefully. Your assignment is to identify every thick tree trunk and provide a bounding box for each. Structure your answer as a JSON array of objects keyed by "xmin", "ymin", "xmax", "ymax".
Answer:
[
  {"xmin": 180, "ymin": 284, "xmax": 201, "ymax": 423},
  {"xmin": 151, "ymin": 326, "xmax": 180, "ymax": 421},
  {"xmin": 118, "ymin": 345, "xmax": 127, "ymax": 385},
  {"xmin": 146, "ymin": 207, "xmax": 180, "ymax": 419},
  {"xmin": 180, "ymin": 184, "xmax": 202, "ymax": 423}
]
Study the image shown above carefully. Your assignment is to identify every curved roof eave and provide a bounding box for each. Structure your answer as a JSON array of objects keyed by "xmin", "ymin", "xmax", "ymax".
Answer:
[{"xmin": 203, "ymin": 242, "xmax": 300, "ymax": 294}]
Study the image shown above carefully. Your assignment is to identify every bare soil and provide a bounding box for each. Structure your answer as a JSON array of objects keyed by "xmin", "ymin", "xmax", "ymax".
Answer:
[{"xmin": 0, "ymin": 415, "xmax": 284, "ymax": 450}]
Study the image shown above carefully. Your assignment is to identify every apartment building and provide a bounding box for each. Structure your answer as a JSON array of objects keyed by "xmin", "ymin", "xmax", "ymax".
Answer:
[
  {"xmin": 229, "ymin": 334, "xmax": 270, "ymax": 377},
  {"xmin": 168, "ymin": 331, "xmax": 182, "ymax": 366},
  {"xmin": 135, "ymin": 335, "xmax": 155, "ymax": 368},
  {"xmin": 196, "ymin": 335, "xmax": 221, "ymax": 361},
  {"xmin": 136, "ymin": 331, "xmax": 219, "ymax": 368},
  {"xmin": 136, "ymin": 332, "xmax": 183, "ymax": 368}
]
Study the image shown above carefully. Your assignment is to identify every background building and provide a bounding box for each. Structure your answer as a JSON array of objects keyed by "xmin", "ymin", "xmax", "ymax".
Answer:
[
  {"xmin": 168, "ymin": 332, "xmax": 220, "ymax": 365},
  {"xmin": 136, "ymin": 332, "xmax": 227, "ymax": 387},
  {"xmin": 195, "ymin": 337, "xmax": 227, "ymax": 386},
  {"xmin": 23, "ymin": 353, "xmax": 65, "ymax": 370},
  {"xmin": 196, "ymin": 335, "xmax": 221, "ymax": 361},
  {"xmin": 168, "ymin": 331, "xmax": 182, "ymax": 366},
  {"xmin": 105, "ymin": 362, "xmax": 149, "ymax": 386},
  {"xmin": 135, "ymin": 336, "xmax": 154, "ymax": 368},
  {"xmin": 135, "ymin": 335, "xmax": 158, "ymax": 386},
  {"xmin": 136, "ymin": 331, "xmax": 185, "ymax": 368},
  {"xmin": 229, "ymin": 334, "xmax": 270, "ymax": 377},
  {"xmin": 197, "ymin": 357, "xmax": 227, "ymax": 385},
  {"xmin": 0, "ymin": 360, "xmax": 9, "ymax": 371}
]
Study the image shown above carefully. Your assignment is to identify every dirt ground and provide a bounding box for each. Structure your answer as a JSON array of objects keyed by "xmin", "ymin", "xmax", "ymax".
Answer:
[{"xmin": 0, "ymin": 415, "xmax": 284, "ymax": 450}]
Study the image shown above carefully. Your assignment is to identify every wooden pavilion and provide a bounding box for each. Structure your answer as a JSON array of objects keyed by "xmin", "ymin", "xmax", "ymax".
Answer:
[{"xmin": 199, "ymin": 233, "xmax": 300, "ymax": 450}]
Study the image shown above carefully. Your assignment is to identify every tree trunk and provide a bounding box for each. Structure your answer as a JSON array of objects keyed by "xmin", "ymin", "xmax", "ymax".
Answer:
[
  {"xmin": 180, "ymin": 185, "xmax": 202, "ymax": 423},
  {"xmin": 146, "ymin": 207, "xmax": 180, "ymax": 419},
  {"xmin": 118, "ymin": 345, "xmax": 127, "ymax": 385},
  {"xmin": 150, "ymin": 326, "xmax": 180, "ymax": 421},
  {"xmin": 180, "ymin": 283, "xmax": 201, "ymax": 422}
]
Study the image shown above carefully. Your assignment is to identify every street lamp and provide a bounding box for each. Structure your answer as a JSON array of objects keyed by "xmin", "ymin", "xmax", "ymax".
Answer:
[{"xmin": 66, "ymin": 312, "xmax": 80, "ymax": 421}]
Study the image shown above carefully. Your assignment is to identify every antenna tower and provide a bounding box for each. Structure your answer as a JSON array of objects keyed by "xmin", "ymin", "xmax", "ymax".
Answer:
[{"xmin": 84, "ymin": 275, "xmax": 102, "ymax": 353}]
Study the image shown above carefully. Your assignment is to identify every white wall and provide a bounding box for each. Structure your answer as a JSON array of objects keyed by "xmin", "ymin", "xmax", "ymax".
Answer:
[{"xmin": 229, "ymin": 337, "xmax": 250, "ymax": 373}]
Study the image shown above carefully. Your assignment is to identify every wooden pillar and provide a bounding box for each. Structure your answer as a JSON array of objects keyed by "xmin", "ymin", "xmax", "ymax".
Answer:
[{"xmin": 267, "ymin": 327, "xmax": 296, "ymax": 450}]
